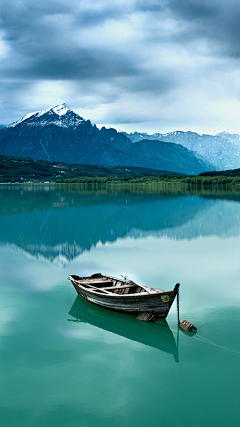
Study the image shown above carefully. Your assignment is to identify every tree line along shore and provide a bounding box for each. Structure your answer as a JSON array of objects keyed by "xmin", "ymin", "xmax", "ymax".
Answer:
[
  {"xmin": 1, "ymin": 154, "xmax": 240, "ymax": 185},
  {"xmin": 57, "ymin": 175, "xmax": 240, "ymax": 185}
]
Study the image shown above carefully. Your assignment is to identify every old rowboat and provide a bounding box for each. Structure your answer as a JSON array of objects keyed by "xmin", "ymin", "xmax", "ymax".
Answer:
[{"xmin": 68, "ymin": 273, "xmax": 180, "ymax": 319}]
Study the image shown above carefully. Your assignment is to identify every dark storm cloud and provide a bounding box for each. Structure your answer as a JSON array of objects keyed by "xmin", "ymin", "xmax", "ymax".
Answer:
[
  {"xmin": 74, "ymin": 7, "xmax": 126, "ymax": 27},
  {"xmin": 0, "ymin": 0, "xmax": 175, "ymax": 107},
  {"xmin": 136, "ymin": 0, "xmax": 216, "ymax": 17},
  {"xmin": 1, "ymin": 0, "xmax": 239, "ymax": 83},
  {"xmin": 0, "ymin": 0, "xmax": 71, "ymax": 41},
  {"xmin": 135, "ymin": 0, "xmax": 240, "ymax": 58},
  {"xmin": 135, "ymin": 1, "xmax": 164, "ymax": 13},
  {"xmin": 166, "ymin": 0, "xmax": 240, "ymax": 57},
  {"xmin": 1, "ymin": 50, "xmax": 138, "ymax": 81},
  {"xmin": 0, "ymin": 0, "xmax": 138, "ymax": 81},
  {"xmin": 1, "ymin": 0, "xmax": 240, "ymax": 130},
  {"xmin": 168, "ymin": 0, "xmax": 217, "ymax": 20}
]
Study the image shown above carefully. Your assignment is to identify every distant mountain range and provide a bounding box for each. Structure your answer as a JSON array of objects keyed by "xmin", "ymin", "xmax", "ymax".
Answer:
[
  {"xmin": 217, "ymin": 131, "xmax": 240, "ymax": 145},
  {"xmin": 0, "ymin": 104, "xmax": 213, "ymax": 175},
  {"xmin": 125, "ymin": 131, "xmax": 240, "ymax": 171},
  {"xmin": 2, "ymin": 103, "xmax": 240, "ymax": 174}
]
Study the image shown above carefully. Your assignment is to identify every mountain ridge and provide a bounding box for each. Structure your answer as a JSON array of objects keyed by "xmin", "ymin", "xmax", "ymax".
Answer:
[
  {"xmin": 0, "ymin": 104, "xmax": 213, "ymax": 175},
  {"xmin": 216, "ymin": 131, "xmax": 240, "ymax": 146},
  {"xmin": 6, "ymin": 103, "xmax": 86, "ymax": 129},
  {"xmin": 125, "ymin": 130, "xmax": 240, "ymax": 170}
]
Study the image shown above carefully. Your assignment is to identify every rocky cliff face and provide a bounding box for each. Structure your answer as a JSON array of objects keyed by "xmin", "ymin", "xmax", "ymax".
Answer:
[
  {"xmin": 126, "ymin": 130, "xmax": 240, "ymax": 171},
  {"xmin": 0, "ymin": 104, "xmax": 213, "ymax": 174}
]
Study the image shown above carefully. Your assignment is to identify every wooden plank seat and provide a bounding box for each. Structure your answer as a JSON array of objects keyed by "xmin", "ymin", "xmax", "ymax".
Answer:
[
  {"xmin": 102, "ymin": 284, "xmax": 136, "ymax": 290},
  {"xmin": 80, "ymin": 280, "xmax": 113, "ymax": 287},
  {"xmin": 75, "ymin": 281, "xmax": 135, "ymax": 295},
  {"xmin": 75, "ymin": 279, "xmax": 163, "ymax": 295}
]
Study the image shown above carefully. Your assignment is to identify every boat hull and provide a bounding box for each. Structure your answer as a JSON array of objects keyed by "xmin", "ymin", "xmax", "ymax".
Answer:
[{"xmin": 71, "ymin": 279, "xmax": 178, "ymax": 318}]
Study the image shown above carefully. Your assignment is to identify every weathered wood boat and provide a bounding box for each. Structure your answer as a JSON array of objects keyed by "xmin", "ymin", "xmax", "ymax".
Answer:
[{"xmin": 68, "ymin": 273, "xmax": 180, "ymax": 319}]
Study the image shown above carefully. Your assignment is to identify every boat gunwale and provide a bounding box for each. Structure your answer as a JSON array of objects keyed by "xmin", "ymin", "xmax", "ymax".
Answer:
[{"xmin": 68, "ymin": 275, "xmax": 177, "ymax": 299}]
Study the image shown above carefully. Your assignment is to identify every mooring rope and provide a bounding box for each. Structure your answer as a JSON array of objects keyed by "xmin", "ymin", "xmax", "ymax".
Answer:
[
  {"xmin": 192, "ymin": 333, "xmax": 240, "ymax": 355},
  {"xmin": 156, "ymin": 287, "xmax": 240, "ymax": 355},
  {"xmin": 156, "ymin": 321, "xmax": 240, "ymax": 355},
  {"xmin": 177, "ymin": 288, "xmax": 180, "ymax": 325},
  {"xmin": 176, "ymin": 288, "xmax": 180, "ymax": 360},
  {"xmin": 156, "ymin": 320, "xmax": 240, "ymax": 355}
]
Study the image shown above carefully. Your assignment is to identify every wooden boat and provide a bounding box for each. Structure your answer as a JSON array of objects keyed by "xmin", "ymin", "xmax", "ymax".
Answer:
[
  {"xmin": 68, "ymin": 296, "xmax": 179, "ymax": 362},
  {"xmin": 68, "ymin": 273, "xmax": 180, "ymax": 319}
]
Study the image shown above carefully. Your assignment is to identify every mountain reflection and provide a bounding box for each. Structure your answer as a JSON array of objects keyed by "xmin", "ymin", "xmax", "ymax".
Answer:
[
  {"xmin": 1, "ymin": 184, "xmax": 240, "ymax": 265},
  {"xmin": 68, "ymin": 296, "xmax": 179, "ymax": 362}
]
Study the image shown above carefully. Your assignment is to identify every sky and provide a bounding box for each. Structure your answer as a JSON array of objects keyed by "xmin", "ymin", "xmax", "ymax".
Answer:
[{"xmin": 1, "ymin": 0, "xmax": 240, "ymax": 134}]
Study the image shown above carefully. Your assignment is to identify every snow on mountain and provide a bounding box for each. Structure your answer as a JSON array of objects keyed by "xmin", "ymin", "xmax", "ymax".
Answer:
[
  {"xmin": 125, "ymin": 130, "xmax": 240, "ymax": 171},
  {"xmin": 0, "ymin": 104, "xmax": 214, "ymax": 174},
  {"xmin": 96, "ymin": 124, "xmax": 113, "ymax": 130},
  {"xmin": 217, "ymin": 132, "xmax": 240, "ymax": 146},
  {"xmin": 7, "ymin": 111, "xmax": 38, "ymax": 128},
  {"xmin": 7, "ymin": 103, "xmax": 86, "ymax": 129},
  {"xmin": 96, "ymin": 124, "xmax": 124, "ymax": 133},
  {"xmin": 51, "ymin": 104, "xmax": 70, "ymax": 116}
]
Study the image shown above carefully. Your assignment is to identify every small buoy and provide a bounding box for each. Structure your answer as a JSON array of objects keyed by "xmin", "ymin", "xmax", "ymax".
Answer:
[{"xmin": 179, "ymin": 319, "xmax": 197, "ymax": 333}]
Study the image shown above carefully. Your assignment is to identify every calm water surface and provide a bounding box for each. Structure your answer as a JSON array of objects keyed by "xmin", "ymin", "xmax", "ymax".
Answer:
[{"xmin": 0, "ymin": 183, "xmax": 239, "ymax": 427}]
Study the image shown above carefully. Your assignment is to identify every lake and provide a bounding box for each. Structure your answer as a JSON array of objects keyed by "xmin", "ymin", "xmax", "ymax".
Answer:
[{"xmin": 0, "ymin": 183, "xmax": 239, "ymax": 427}]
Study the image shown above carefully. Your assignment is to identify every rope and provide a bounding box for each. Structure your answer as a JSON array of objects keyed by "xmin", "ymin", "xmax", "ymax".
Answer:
[
  {"xmin": 176, "ymin": 288, "xmax": 180, "ymax": 360},
  {"xmin": 192, "ymin": 333, "xmax": 240, "ymax": 355},
  {"xmin": 177, "ymin": 288, "xmax": 180, "ymax": 325},
  {"xmin": 157, "ymin": 288, "xmax": 240, "ymax": 356},
  {"xmin": 156, "ymin": 321, "xmax": 240, "ymax": 355}
]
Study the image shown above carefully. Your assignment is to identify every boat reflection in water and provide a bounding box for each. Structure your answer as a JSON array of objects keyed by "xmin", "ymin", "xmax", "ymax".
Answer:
[{"xmin": 68, "ymin": 296, "xmax": 179, "ymax": 363}]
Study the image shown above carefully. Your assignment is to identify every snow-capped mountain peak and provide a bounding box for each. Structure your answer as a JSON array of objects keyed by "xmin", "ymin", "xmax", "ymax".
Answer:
[
  {"xmin": 30, "ymin": 103, "xmax": 71, "ymax": 118},
  {"xmin": 6, "ymin": 103, "xmax": 86, "ymax": 129},
  {"xmin": 7, "ymin": 111, "xmax": 39, "ymax": 128},
  {"xmin": 51, "ymin": 103, "xmax": 70, "ymax": 116}
]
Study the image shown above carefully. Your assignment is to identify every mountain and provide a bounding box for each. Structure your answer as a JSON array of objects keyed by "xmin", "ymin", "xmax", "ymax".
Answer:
[
  {"xmin": 216, "ymin": 131, "xmax": 240, "ymax": 146},
  {"xmin": 125, "ymin": 130, "xmax": 240, "ymax": 171},
  {"xmin": 0, "ymin": 104, "xmax": 213, "ymax": 175},
  {"xmin": 0, "ymin": 125, "xmax": 5, "ymax": 129}
]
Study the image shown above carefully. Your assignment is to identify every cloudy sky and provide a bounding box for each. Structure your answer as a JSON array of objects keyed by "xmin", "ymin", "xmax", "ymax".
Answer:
[{"xmin": 1, "ymin": 0, "xmax": 240, "ymax": 134}]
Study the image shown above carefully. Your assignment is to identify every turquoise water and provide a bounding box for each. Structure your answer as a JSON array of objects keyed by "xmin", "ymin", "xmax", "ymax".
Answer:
[{"xmin": 0, "ymin": 184, "xmax": 239, "ymax": 427}]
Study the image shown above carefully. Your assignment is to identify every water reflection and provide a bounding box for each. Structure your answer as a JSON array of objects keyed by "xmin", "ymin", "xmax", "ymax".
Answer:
[
  {"xmin": 68, "ymin": 296, "xmax": 179, "ymax": 362},
  {"xmin": 1, "ymin": 184, "xmax": 240, "ymax": 427},
  {"xmin": 1, "ymin": 183, "xmax": 240, "ymax": 265}
]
